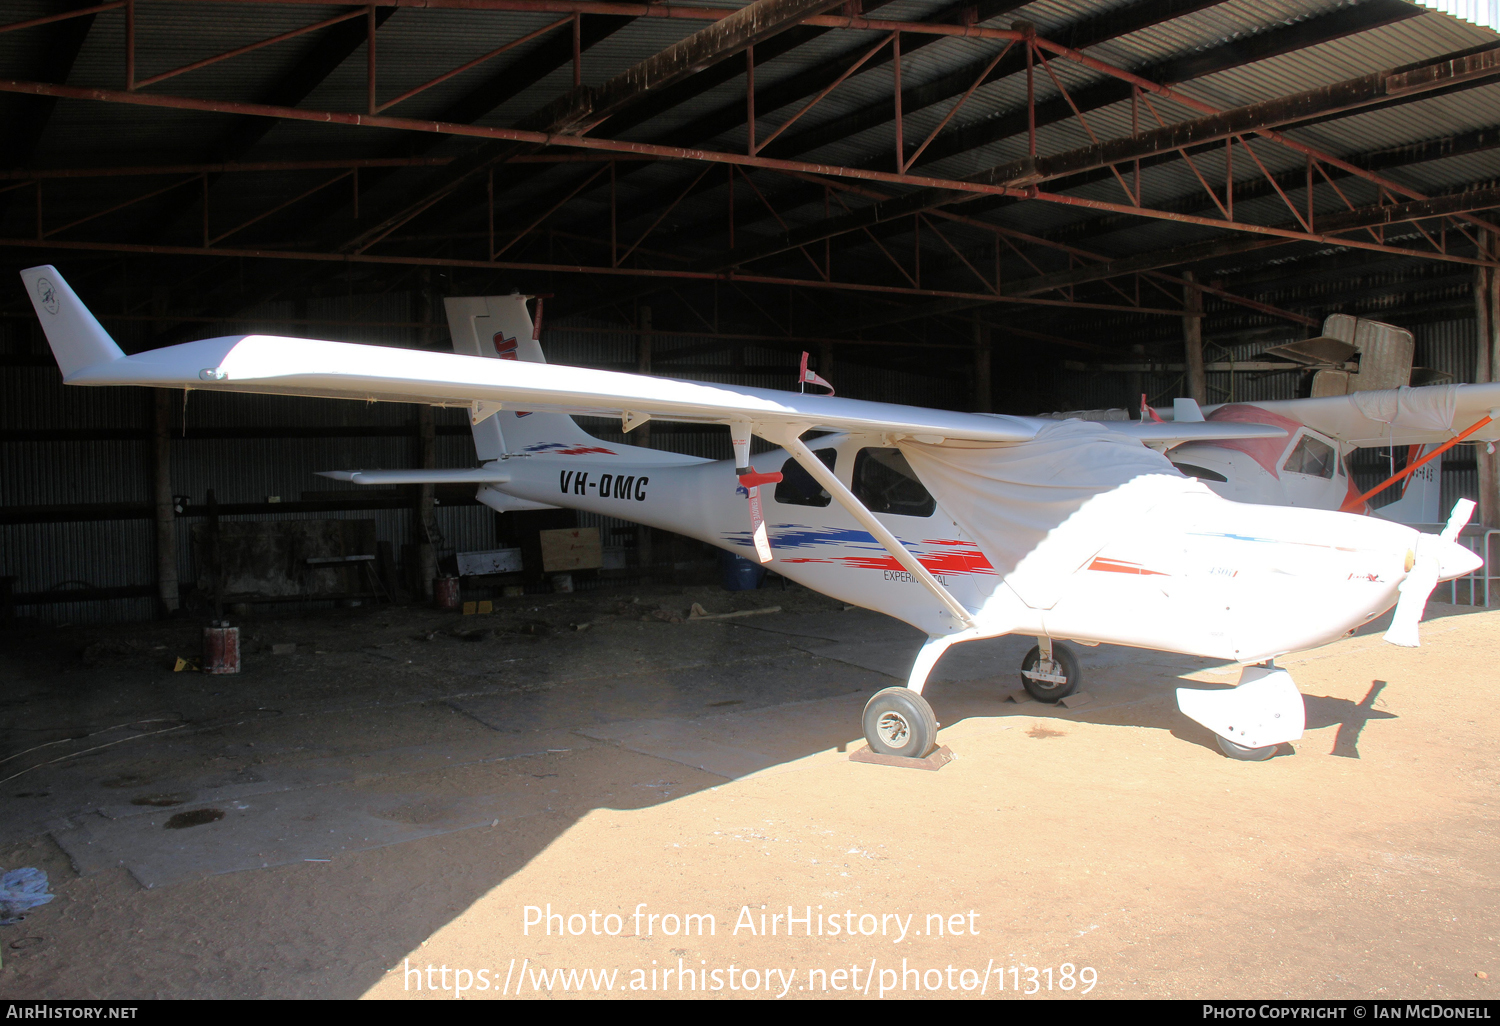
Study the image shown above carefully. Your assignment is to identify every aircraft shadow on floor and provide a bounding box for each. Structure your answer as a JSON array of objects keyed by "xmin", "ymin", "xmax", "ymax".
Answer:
[{"xmin": 0, "ymin": 601, "xmax": 1478, "ymax": 997}]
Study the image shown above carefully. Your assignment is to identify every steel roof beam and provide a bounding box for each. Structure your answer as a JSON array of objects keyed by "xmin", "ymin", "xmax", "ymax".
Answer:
[
  {"xmin": 657, "ymin": 0, "xmax": 1033, "ymax": 151},
  {"xmin": 763, "ymin": 0, "xmax": 1227, "ymax": 161},
  {"xmin": 1022, "ymin": 122, "xmax": 1500, "ymax": 250},
  {"xmin": 908, "ymin": 0, "xmax": 1423, "ymax": 172},
  {"xmin": 0, "ymin": 0, "xmax": 97, "ymax": 229},
  {"xmin": 461, "ymin": 0, "xmax": 941, "ymax": 271},
  {"xmin": 302, "ymin": 12, "xmax": 631, "ymax": 232},
  {"xmin": 532, "ymin": 0, "xmax": 861, "ymax": 137},
  {"xmin": 714, "ymin": 41, "xmax": 1500, "ymax": 272},
  {"xmin": 443, "ymin": 0, "xmax": 914, "ymax": 259},
  {"xmin": 563, "ymin": 0, "xmax": 1412, "ymax": 317},
  {"xmin": 0, "ymin": 234, "xmax": 1182, "ymax": 316},
  {"xmin": 179, "ymin": 11, "xmax": 635, "ymax": 323},
  {"xmin": 205, "ymin": 6, "xmax": 397, "ymax": 164},
  {"xmin": 823, "ymin": 183, "xmax": 1500, "ymax": 334},
  {"xmin": 0, "ymin": 1, "xmax": 97, "ymax": 171},
  {"xmin": 335, "ymin": 0, "xmax": 850, "ymax": 255},
  {"xmin": 1006, "ymin": 185, "xmax": 1500, "ymax": 297},
  {"xmin": 972, "ymin": 46, "xmax": 1500, "ymax": 190},
  {"xmin": 9, "ymin": 66, "xmax": 1488, "ymax": 275},
  {"xmin": 574, "ymin": 0, "xmax": 1226, "ymax": 254},
  {"xmin": 636, "ymin": 0, "xmax": 1422, "ymax": 266},
  {"xmin": 140, "ymin": 6, "xmax": 400, "ymax": 256}
]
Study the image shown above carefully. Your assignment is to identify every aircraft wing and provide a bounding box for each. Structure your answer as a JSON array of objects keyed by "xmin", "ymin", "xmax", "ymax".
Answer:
[
  {"xmin": 1095, "ymin": 421, "xmax": 1288, "ymax": 445},
  {"xmin": 61, "ymin": 332, "xmax": 1051, "ymax": 443},
  {"xmin": 1206, "ymin": 383, "xmax": 1500, "ymax": 448},
  {"xmin": 20, "ymin": 264, "xmax": 1288, "ymax": 447}
]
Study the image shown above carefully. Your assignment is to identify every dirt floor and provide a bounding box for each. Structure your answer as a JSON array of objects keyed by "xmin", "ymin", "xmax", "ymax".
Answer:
[{"xmin": 0, "ymin": 582, "xmax": 1496, "ymax": 1000}]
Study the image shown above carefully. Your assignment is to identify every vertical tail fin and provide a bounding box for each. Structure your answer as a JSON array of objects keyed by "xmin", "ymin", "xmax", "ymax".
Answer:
[
  {"xmin": 443, "ymin": 293, "xmax": 604, "ymax": 462},
  {"xmin": 19, "ymin": 265, "xmax": 125, "ymax": 379}
]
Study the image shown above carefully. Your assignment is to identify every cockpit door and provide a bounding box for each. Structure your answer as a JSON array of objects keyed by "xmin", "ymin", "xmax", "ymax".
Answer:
[{"xmin": 1279, "ymin": 430, "xmax": 1346, "ymax": 509}]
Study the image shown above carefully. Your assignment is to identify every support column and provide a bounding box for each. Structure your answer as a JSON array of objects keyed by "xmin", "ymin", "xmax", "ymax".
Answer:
[
  {"xmin": 415, "ymin": 271, "xmax": 440, "ymax": 598},
  {"xmin": 636, "ymin": 305, "xmax": 654, "ymax": 577},
  {"xmin": 414, "ymin": 402, "xmax": 438, "ymax": 594},
  {"xmin": 1477, "ymin": 232, "xmax": 1500, "ymax": 529},
  {"xmin": 1182, "ymin": 270, "xmax": 1207, "ymax": 406},
  {"xmin": 152, "ymin": 389, "xmax": 179, "ymax": 614},
  {"xmin": 1127, "ymin": 344, "xmax": 1146, "ymax": 410},
  {"xmin": 972, "ymin": 315, "xmax": 992, "ymax": 413},
  {"xmin": 417, "ymin": 404, "xmax": 437, "ymax": 598}
]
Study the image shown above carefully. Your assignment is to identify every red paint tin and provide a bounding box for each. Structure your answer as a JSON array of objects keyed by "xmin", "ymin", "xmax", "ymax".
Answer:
[
  {"xmin": 203, "ymin": 622, "xmax": 240, "ymax": 674},
  {"xmin": 434, "ymin": 576, "xmax": 461, "ymax": 610}
]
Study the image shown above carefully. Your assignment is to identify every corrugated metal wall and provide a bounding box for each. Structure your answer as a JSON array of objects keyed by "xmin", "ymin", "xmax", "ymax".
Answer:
[
  {"xmin": 1, "ymin": 299, "xmax": 966, "ymax": 624},
  {"xmin": 1410, "ymin": 319, "xmax": 1480, "ymax": 516}
]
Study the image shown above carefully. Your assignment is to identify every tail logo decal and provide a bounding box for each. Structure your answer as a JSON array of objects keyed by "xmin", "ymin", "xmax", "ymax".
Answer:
[
  {"xmin": 493, "ymin": 333, "xmax": 519, "ymax": 359},
  {"xmin": 524, "ymin": 442, "xmax": 617, "ymax": 456},
  {"xmin": 36, "ymin": 278, "xmax": 58, "ymax": 315}
]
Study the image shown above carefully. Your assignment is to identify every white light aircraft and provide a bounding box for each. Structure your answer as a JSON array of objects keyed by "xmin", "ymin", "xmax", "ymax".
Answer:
[{"xmin": 21, "ymin": 266, "xmax": 1490, "ymax": 762}]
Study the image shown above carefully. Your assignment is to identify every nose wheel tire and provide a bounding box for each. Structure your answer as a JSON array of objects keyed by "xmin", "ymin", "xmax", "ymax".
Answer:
[
  {"xmin": 862, "ymin": 687, "xmax": 938, "ymax": 759},
  {"xmin": 1020, "ymin": 642, "xmax": 1081, "ymax": 703},
  {"xmin": 1216, "ymin": 735, "xmax": 1278, "ymax": 761}
]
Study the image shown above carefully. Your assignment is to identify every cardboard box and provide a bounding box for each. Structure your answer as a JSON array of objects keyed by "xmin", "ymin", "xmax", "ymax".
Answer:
[{"xmin": 539, "ymin": 527, "xmax": 603, "ymax": 573}]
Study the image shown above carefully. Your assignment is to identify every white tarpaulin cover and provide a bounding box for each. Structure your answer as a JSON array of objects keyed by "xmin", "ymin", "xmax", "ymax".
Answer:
[
  {"xmin": 1350, "ymin": 384, "xmax": 1457, "ymax": 436},
  {"xmin": 1214, "ymin": 382, "xmax": 1500, "ymax": 448},
  {"xmin": 899, "ymin": 420, "xmax": 1216, "ymax": 611}
]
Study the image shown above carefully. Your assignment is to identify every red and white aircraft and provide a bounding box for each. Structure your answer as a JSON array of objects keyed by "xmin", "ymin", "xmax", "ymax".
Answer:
[
  {"xmin": 1149, "ymin": 394, "xmax": 1483, "ymax": 524},
  {"xmin": 21, "ymin": 266, "xmax": 1492, "ymax": 762}
]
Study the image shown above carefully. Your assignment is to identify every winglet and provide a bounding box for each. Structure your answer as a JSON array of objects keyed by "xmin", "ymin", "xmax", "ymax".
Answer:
[{"xmin": 19, "ymin": 265, "xmax": 125, "ymax": 379}]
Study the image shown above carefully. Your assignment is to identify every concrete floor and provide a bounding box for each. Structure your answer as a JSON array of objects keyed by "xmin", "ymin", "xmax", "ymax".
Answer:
[{"xmin": 0, "ymin": 584, "xmax": 1496, "ymax": 999}]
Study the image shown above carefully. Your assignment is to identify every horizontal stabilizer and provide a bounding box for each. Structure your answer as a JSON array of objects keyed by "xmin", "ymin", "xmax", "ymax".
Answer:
[
  {"xmin": 319, "ymin": 468, "xmax": 512, "ymax": 486},
  {"xmin": 476, "ymin": 485, "xmax": 558, "ymax": 512}
]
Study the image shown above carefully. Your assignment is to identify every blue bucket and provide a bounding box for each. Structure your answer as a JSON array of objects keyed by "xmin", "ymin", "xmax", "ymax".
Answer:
[{"xmin": 718, "ymin": 550, "xmax": 767, "ymax": 591}]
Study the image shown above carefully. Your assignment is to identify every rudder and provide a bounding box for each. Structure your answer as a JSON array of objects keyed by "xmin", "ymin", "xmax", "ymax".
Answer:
[{"xmin": 443, "ymin": 293, "xmax": 604, "ymax": 462}]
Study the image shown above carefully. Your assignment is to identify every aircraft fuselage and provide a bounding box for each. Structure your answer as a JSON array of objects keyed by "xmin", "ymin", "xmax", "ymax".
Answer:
[{"xmin": 484, "ymin": 430, "xmax": 1439, "ymax": 666}]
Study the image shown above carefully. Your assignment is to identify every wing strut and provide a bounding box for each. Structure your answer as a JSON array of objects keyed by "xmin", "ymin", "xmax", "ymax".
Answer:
[
  {"xmin": 772, "ymin": 425, "xmax": 976, "ymax": 631},
  {"xmin": 1339, "ymin": 410, "xmax": 1497, "ymax": 512}
]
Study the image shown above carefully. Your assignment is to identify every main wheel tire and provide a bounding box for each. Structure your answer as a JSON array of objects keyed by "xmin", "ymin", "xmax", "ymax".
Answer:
[
  {"xmin": 861, "ymin": 687, "xmax": 937, "ymax": 759},
  {"xmin": 1216, "ymin": 735, "xmax": 1278, "ymax": 761},
  {"xmin": 1019, "ymin": 642, "xmax": 1081, "ymax": 703}
]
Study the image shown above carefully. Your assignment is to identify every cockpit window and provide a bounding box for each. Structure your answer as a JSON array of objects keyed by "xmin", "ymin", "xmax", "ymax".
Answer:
[
  {"xmin": 774, "ymin": 448, "xmax": 837, "ymax": 507},
  {"xmin": 1282, "ymin": 433, "xmax": 1337, "ymax": 479},
  {"xmin": 853, "ymin": 448, "xmax": 936, "ymax": 518}
]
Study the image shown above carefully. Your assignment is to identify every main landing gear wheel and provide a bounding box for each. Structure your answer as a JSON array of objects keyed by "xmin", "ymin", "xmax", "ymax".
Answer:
[
  {"xmin": 1216, "ymin": 735, "xmax": 1278, "ymax": 762},
  {"xmin": 1020, "ymin": 642, "xmax": 1081, "ymax": 703},
  {"xmin": 862, "ymin": 687, "xmax": 937, "ymax": 759}
]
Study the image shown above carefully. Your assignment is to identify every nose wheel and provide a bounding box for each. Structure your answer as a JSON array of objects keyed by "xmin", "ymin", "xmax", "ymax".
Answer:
[
  {"xmin": 1020, "ymin": 640, "xmax": 1081, "ymax": 703},
  {"xmin": 862, "ymin": 687, "xmax": 938, "ymax": 759},
  {"xmin": 1216, "ymin": 736, "xmax": 1278, "ymax": 761}
]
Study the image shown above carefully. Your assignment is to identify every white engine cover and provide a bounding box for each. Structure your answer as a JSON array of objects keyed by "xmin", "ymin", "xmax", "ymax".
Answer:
[{"xmin": 1176, "ymin": 665, "xmax": 1305, "ymax": 749}]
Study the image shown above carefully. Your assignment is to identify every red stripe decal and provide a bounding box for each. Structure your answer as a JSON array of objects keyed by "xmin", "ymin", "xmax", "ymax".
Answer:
[{"xmin": 1087, "ymin": 557, "xmax": 1169, "ymax": 576}]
